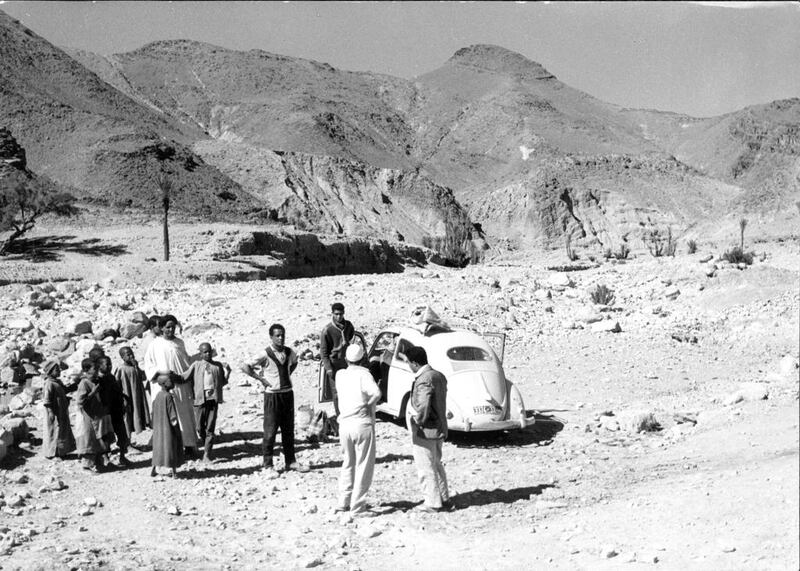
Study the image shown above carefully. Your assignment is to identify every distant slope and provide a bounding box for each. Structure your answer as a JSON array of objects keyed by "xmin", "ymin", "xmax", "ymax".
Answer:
[
  {"xmin": 0, "ymin": 11, "xmax": 255, "ymax": 214},
  {"xmin": 625, "ymin": 99, "xmax": 800, "ymax": 210},
  {"xmin": 72, "ymin": 40, "xmax": 418, "ymax": 171}
]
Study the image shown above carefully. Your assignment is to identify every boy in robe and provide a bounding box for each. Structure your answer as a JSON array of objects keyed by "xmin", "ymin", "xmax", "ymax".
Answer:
[
  {"xmin": 97, "ymin": 356, "xmax": 131, "ymax": 467},
  {"xmin": 75, "ymin": 358, "xmax": 115, "ymax": 472},
  {"xmin": 181, "ymin": 342, "xmax": 229, "ymax": 464},
  {"xmin": 115, "ymin": 346, "xmax": 151, "ymax": 435},
  {"xmin": 41, "ymin": 360, "xmax": 76, "ymax": 460},
  {"xmin": 150, "ymin": 372, "xmax": 184, "ymax": 478}
]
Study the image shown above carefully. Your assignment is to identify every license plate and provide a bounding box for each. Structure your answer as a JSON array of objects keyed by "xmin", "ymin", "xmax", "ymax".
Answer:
[{"xmin": 473, "ymin": 405, "xmax": 498, "ymax": 415}]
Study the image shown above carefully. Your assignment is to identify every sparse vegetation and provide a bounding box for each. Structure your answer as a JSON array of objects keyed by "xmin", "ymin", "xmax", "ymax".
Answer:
[
  {"xmin": 603, "ymin": 247, "xmax": 612, "ymax": 260},
  {"xmin": 615, "ymin": 243, "xmax": 630, "ymax": 260},
  {"xmin": 422, "ymin": 223, "xmax": 485, "ymax": 266},
  {"xmin": 1, "ymin": 175, "xmax": 76, "ymax": 255},
  {"xmin": 590, "ymin": 284, "xmax": 616, "ymax": 306},
  {"xmin": 565, "ymin": 233, "xmax": 578, "ymax": 261},
  {"xmin": 687, "ymin": 239, "xmax": 698, "ymax": 254},
  {"xmin": 646, "ymin": 227, "xmax": 677, "ymax": 257},
  {"xmin": 722, "ymin": 246, "xmax": 754, "ymax": 265}
]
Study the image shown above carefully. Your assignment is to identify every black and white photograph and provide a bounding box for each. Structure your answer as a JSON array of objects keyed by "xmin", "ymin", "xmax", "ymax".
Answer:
[{"xmin": 0, "ymin": 1, "xmax": 798, "ymax": 569}]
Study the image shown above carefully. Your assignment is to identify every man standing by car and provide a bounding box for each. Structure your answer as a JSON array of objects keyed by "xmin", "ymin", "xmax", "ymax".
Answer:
[
  {"xmin": 404, "ymin": 346, "xmax": 451, "ymax": 512},
  {"xmin": 241, "ymin": 323, "xmax": 309, "ymax": 477},
  {"xmin": 320, "ymin": 302, "xmax": 355, "ymax": 417}
]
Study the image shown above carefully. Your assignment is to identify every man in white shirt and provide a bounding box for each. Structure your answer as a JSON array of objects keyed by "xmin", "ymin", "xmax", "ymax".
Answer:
[
  {"xmin": 241, "ymin": 323, "xmax": 309, "ymax": 477},
  {"xmin": 335, "ymin": 344, "xmax": 381, "ymax": 516}
]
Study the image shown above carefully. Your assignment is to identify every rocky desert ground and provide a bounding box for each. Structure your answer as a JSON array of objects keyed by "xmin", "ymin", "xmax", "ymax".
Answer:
[{"xmin": 0, "ymin": 221, "xmax": 798, "ymax": 571}]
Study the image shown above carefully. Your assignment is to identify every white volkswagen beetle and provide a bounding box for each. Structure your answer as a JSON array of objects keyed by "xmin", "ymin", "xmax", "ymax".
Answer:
[{"xmin": 341, "ymin": 325, "xmax": 532, "ymax": 433}]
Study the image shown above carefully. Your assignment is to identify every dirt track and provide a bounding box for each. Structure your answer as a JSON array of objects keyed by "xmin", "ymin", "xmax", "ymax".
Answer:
[{"xmin": 1, "ymin": 223, "xmax": 798, "ymax": 570}]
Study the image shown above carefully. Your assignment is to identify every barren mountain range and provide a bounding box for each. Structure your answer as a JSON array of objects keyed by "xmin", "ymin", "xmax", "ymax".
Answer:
[{"xmin": 1, "ymin": 10, "xmax": 797, "ymax": 254}]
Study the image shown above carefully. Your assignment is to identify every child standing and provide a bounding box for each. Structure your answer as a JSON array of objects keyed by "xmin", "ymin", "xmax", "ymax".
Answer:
[
  {"xmin": 41, "ymin": 360, "xmax": 76, "ymax": 460},
  {"xmin": 115, "ymin": 346, "xmax": 151, "ymax": 435},
  {"xmin": 97, "ymin": 356, "xmax": 131, "ymax": 466},
  {"xmin": 182, "ymin": 342, "xmax": 229, "ymax": 464},
  {"xmin": 75, "ymin": 358, "xmax": 115, "ymax": 472},
  {"xmin": 150, "ymin": 372, "xmax": 183, "ymax": 478}
]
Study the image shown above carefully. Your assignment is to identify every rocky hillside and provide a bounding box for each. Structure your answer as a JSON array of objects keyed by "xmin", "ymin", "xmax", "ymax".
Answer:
[
  {"xmin": 0, "ymin": 12, "xmax": 475, "ymax": 255},
  {"xmin": 5, "ymin": 8, "xmax": 798, "ymax": 251},
  {"xmin": 192, "ymin": 140, "xmax": 474, "ymax": 246},
  {"xmin": 0, "ymin": 12, "xmax": 257, "ymax": 216}
]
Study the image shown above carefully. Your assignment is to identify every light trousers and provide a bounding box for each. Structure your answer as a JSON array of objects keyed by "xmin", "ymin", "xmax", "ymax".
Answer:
[
  {"xmin": 410, "ymin": 429, "xmax": 449, "ymax": 509},
  {"xmin": 338, "ymin": 420, "xmax": 376, "ymax": 513}
]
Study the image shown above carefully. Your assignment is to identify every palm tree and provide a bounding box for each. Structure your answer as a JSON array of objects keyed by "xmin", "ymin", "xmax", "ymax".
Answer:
[
  {"xmin": 739, "ymin": 217, "xmax": 748, "ymax": 250},
  {"xmin": 157, "ymin": 174, "xmax": 173, "ymax": 261}
]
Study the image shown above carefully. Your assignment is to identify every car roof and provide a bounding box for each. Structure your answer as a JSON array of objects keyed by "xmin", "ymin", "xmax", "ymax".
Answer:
[{"xmin": 392, "ymin": 326, "xmax": 492, "ymax": 352}]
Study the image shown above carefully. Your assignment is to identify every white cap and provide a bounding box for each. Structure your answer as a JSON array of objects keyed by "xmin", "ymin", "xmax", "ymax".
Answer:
[{"xmin": 346, "ymin": 344, "xmax": 364, "ymax": 363}]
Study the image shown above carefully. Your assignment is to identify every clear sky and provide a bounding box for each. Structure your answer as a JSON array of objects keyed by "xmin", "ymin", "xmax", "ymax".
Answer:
[{"xmin": 1, "ymin": 1, "xmax": 798, "ymax": 118}]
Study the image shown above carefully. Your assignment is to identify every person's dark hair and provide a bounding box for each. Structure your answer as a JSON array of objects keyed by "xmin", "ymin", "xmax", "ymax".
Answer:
[
  {"xmin": 118, "ymin": 346, "xmax": 133, "ymax": 358},
  {"xmin": 269, "ymin": 323, "xmax": 285, "ymax": 337},
  {"xmin": 331, "ymin": 302, "xmax": 345, "ymax": 313},
  {"xmin": 81, "ymin": 358, "xmax": 95, "ymax": 372},
  {"xmin": 148, "ymin": 315, "xmax": 161, "ymax": 330},
  {"xmin": 88, "ymin": 347, "xmax": 105, "ymax": 361},
  {"xmin": 159, "ymin": 314, "xmax": 179, "ymax": 329},
  {"xmin": 405, "ymin": 346, "xmax": 428, "ymax": 366}
]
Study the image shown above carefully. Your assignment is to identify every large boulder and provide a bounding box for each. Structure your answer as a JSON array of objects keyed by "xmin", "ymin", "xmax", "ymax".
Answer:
[
  {"xmin": 0, "ymin": 417, "xmax": 30, "ymax": 443},
  {"xmin": 120, "ymin": 322, "xmax": 148, "ymax": 340},
  {"xmin": 8, "ymin": 391, "xmax": 33, "ymax": 411}
]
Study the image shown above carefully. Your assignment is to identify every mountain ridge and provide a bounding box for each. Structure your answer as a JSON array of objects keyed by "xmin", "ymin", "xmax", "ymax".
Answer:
[{"xmin": 3, "ymin": 8, "xmax": 797, "ymax": 254}]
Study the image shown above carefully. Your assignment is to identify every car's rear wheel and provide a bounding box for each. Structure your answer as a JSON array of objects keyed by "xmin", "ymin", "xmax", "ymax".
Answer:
[{"xmin": 399, "ymin": 393, "xmax": 410, "ymax": 429}]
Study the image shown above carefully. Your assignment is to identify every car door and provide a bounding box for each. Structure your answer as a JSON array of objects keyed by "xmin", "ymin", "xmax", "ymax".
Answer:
[
  {"xmin": 367, "ymin": 331, "xmax": 397, "ymax": 403},
  {"xmin": 388, "ymin": 337, "xmax": 416, "ymax": 417},
  {"xmin": 481, "ymin": 332, "xmax": 506, "ymax": 363}
]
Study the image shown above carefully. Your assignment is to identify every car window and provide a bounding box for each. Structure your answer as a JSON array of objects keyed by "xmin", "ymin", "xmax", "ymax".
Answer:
[
  {"xmin": 369, "ymin": 332, "xmax": 397, "ymax": 359},
  {"xmin": 446, "ymin": 346, "xmax": 493, "ymax": 362}
]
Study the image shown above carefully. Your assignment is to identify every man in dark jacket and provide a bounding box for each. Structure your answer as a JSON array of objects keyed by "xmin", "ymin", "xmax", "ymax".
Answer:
[
  {"xmin": 405, "ymin": 345, "xmax": 450, "ymax": 512},
  {"xmin": 320, "ymin": 302, "xmax": 355, "ymax": 416}
]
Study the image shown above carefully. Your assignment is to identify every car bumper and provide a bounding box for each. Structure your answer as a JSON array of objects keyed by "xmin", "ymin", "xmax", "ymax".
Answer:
[{"xmin": 448, "ymin": 415, "xmax": 534, "ymax": 432}]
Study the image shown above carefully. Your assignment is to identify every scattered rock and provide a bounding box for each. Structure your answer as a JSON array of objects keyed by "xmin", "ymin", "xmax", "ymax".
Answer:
[
  {"xmin": 6, "ymin": 318, "xmax": 33, "ymax": 332},
  {"xmin": 590, "ymin": 320, "xmax": 621, "ymax": 333},
  {"xmin": 621, "ymin": 411, "xmax": 660, "ymax": 433}
]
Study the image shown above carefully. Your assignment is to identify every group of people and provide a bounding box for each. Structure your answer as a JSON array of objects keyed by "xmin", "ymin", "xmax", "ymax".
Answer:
[
  {"xmin": 41, "ymin": 314, "xmax": 229, "ymax": 477},
  {"xmin": 242, "ymin": 302, "xmax": 450, "ymax": 515},
  {"xmin": 41, "ymin": 303, "xmax": 451, "ymax": 514}
]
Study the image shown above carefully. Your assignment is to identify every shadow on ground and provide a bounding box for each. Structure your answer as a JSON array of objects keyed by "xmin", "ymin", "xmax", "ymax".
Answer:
[
  {"xmin": 378, "ymin": 484, "xmax": 556, "ymax": 513},
  {"xmin": 447, "ymin": 412, "xmax": 565, "ymax": 449},
  {"xmin": 6, "ymin": 235, "xmax": 128, "ymax": 262}
]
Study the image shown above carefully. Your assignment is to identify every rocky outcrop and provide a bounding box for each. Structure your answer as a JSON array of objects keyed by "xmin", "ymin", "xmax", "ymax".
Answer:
[
  {"xmin": 471, "ymin": 154, "xmax": 742, "ymax": 250},
  {"xmin": 193, "ymin": 140, "xmax": 479, "ymax": 254}
]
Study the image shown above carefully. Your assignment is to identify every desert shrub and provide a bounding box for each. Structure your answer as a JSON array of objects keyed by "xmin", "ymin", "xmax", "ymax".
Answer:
[
  {"xmin": 646, "ymin": 227, "xmax": 677, "ymax": 257},
  {"xmin": 686, "ymin": 239, "xmax": 698, "ymax": 254},
  {"xmin": 1, "ymin": 176, "xmax": 76, "ymax": 255},
  {"xmin": 422, "ymin": 226, "xmax": 483, "ymax": 267},
  {"xmin": 590, "ymin": 284, "xmax": 615, "ymax": 306},
  {"xmin": 614, "ymin": 243, "xmax": 630, "ymax": 260},
  {"xmin": 602, "ymin": 247, "xmax": 612, "ymax": 260},
  {"xmin": 565, "ymin": 233, "xmax": 578, "ymax": 261},
  {"xmin": 722, "ymin": 246, "xmax": 754, "ymax": 265}
]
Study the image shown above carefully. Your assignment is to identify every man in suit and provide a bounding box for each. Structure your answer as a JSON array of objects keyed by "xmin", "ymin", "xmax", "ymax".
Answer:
[{"xmin": 404, "ymin": 345, "xmax": 451, "ymax": 512}]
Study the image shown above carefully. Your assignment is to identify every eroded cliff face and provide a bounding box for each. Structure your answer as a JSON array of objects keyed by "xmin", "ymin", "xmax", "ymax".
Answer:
[
  {"xmin": 471, "ymin": 155, "xmax": 743, "ymax": 250},
  {"xmin": 192, "ymin": 140, "xmax": 478, "ymax": 252}
]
